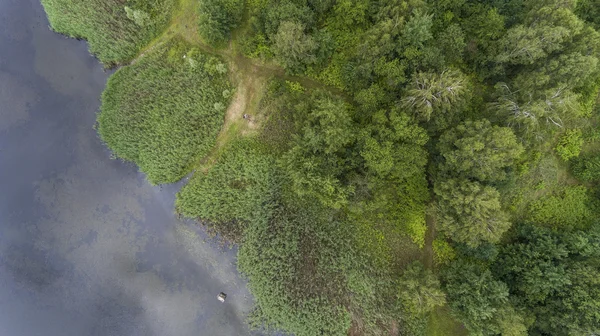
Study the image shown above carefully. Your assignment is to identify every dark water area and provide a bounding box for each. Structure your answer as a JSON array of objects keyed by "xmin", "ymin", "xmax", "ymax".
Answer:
[{"xmin": 0, "ymin": 0, "xmax": 256, "ymax": 335}]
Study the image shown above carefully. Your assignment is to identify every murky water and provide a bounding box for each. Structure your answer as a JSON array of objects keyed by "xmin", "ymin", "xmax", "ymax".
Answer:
[{"xmin": 0, "ymin": 1, "xmax": 256, "ymax": 335}]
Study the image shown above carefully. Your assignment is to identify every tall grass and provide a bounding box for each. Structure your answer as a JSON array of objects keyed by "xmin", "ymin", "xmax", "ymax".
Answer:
[
  {"xmin": 98, "ymin": 38, "xmax": 232, "ymax": 184},
  {"xmin": 41, "ymin": 0, "xmax": 176, "ymax": 64},
  {"xmin": 176, "ymin": 138, "xmax": 279, "ymax": 241}
]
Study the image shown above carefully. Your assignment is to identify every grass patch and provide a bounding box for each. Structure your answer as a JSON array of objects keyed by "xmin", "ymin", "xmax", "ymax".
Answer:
[
  {"xmin": 98, "ymin": 38, "xmax": 232, "ymax": 184},
  {"xmin": 426, "ymin": 306, "xmax": 468, "ymax": 336},
  {"xmin": 41, "ymin": 0, "xmax": 175, "ymax": 64}
]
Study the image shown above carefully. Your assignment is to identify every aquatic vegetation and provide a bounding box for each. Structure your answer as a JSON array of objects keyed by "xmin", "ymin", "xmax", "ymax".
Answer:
[
  {"xmin": 98, "ymin": 38, "xmax": 232, "ymax": 184},
  {"xmin": 176, "ymin": 139, "xmax": 278, "ymax": 240},
  {"xmin": 41, "ymin": 0, "xmax": 175, "ymax": 64}
]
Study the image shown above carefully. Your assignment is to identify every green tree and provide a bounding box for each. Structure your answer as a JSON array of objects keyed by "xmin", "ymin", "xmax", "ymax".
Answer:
[
  {"xmin": 272, "ymin": 21, "xmax": 318, "ymax": 73},
  {"xmin": 572, "ymin": 155, "xmax": 600, "ymax": 182},
  {"xmin": 402, "ymin": 69, "xmax": 467, "ymax": 122},
  {"xmin": 495, "ymin": 0, "xmax": 584, "ymax": 65},
  {"xmin": 495, "ymin": 224, "xmax": 600, "ymax": 335},
  {"xmin": 443, "ymin": 260, "xmax": 515, "ymax": 336},
  {"xmin": 495, "ymin": 225, "xmax": 571, "ymax": 305},
  {"xmin": 541, "ymin": 262, "xmax": 600, "ymax": 335},
  {"xmin": 528, "ymin": 186, "xmax": 593, "ymax": 229},
  {"xmin": 437, "ymin": 23, "xmax": 466, "ymax": 65},
  {"xmin": 280, "ymin": 93, "xmax": 356, "ymax": 209},
  {"xmin": 198, "ymin": 0, "xmax": 244, "ymax": 44},
  {"xmin": 434, "ymin": 179, "xmax": 511, "ymax": 247},
  {"xmin": 359, "ymin": 109, "xmax": 428, "ymax": 180},
  {"xmin": 397, "ymin": 262, "xmax": 446, "ymax": 315},
  {"xmin": 577, "ymin": 0, "xmax": 600, "ymax": 28},
  {"xmin": 492, "ymin": 82, "xmax": 583, "ymax": 137},
  {"xmin": 438, "ymin": 119, "xmax": 524, "ymax": 182}
]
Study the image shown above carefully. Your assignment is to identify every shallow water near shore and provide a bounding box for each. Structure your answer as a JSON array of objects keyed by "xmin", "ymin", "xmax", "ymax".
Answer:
[{"xmin": 0, "ymin": 0, "xmax": 256, "ymax": 335}]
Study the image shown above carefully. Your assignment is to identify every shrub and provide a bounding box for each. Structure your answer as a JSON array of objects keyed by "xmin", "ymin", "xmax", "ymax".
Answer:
[
  {"xmin": 98, "ymin": 39, "xmax": 232, "ymax": 184},
  {"xmin": 572, "ymin": 155, "xmax": 600, "ymax": 182},
  {"xmin": 528, "ymin": 186, "xmax": 594, "ymax": 228},
  {"xmin": 433, "ymin": 238, "xmax": 456, "ymax": 266},
  {"xmin": 555, "ymin": 129, "xmax": 583, "ymax": 161},
  {"xmin": 198, "ymin": 0, "xmax": 244, "ymax": 44}
]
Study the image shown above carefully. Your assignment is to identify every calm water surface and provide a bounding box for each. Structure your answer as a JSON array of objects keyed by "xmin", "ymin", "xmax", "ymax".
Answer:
[{"xmin": 0, "ymin": 0, "xmax": 256, "ymax": 335}]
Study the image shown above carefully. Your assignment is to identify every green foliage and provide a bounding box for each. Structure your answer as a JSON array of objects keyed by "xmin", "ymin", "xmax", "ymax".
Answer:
[
  {"xmin": 46, "ymin": 0, "xmax": 600, "ymax": 334},
  {"xmin": 397, "ymin": 262, "xmax": 446, "ymax": 316},
  {"xmin": 41, "ymin": 0, "xmax": 175, "ymax": 64},
  {"xmin": 426, "ymin": 306, "xmax": 468, "ymax": 336},
  {"xmin": 495, "ymin": 225, "xmax": 571, "ymax": 305},
  {"xmin": 198, "ymin": 0, "xmax": 244, "ymax": 44},
  {"xmin": 402, "ymin": 69, "xmax": 468, "ymax": 124},
  {"xmin": 572, "ymin": 155, "xmax": 600, "ymax": 182},
  {"xmin": 555, "ymin": 129, "xmax": 584, "ymax": 161},
  {"xmin": 528, "ymin": 186, "xmax": 594, "ymax": 229},
  {"xmin": 433, "ymin": 238, "xmax": 456, "ymax": 266},
  {"xmin": 239, "ymin": 198, "xmax": 411, "ymax": 336},
  {"xmin": 492, "ymin": 83, "xmax": 584, "ymax": 138},
  {"xmin": 353, "ymin": 108, "xmax": 430, "ymax": 247},
  {"xmin": 438, "ymin": 119, "xmax": 524, "ymax": 182},
  {"xmin": 98, "ymin": 39, "xmax": 232, "ymax": 184},
  {"xmin": 442, "ymin": 260, "xmax": 524, "ymax": 336},
  {"xmin": 360, "ymin": 109, "xmax": 429, "ymax": 180},
  {"xmin": 490, "ymin": 0, "xmax": 600, "ymax": 139},
  {"xmin": 272, "ymin": 21, "xmax": 318, "ymax": 73},
  {"xmin": 280, "ymin": 92, "xmax": 356, "ymax": 209},
  {"xmin": 434, "ymin": 179, "xmax": 511, "ymax": 247},
  {"xmin": 494, "ymin": 224, "xmax": 600, "ymax": 335},
  {"xmin": 238, "ymin": 202, "xmax": 352, "ymax": 336},
  {"xmin": 577, "ymin": 0, "xmax": 600, "ymax": 28},
  {"xmin": 175, "ymin": 139, "xmax": 278, "ymax": 240}
]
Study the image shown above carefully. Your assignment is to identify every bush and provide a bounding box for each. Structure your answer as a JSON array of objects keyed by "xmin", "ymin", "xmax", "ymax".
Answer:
[
  {"xmin": 528, "ymin": 186, "xmax": 594, "ymax": 228},
  {"xmin": 555, "ymin": 129, "xmax": 583, "ymax": 161},
  {"xmin": 41, "ymin": 0, "xmax": 175, "ymax": 64},
  {"xmin": 198, "ymin": 0, "xmax": 244, "ymax": 44},
  {"xmin": 433, "ymin": 238, "xmax": 456, "ymax": 266},
  {"xmin": 98, "ymin": 39, "xmax": 232, "ymax": 184},
  {"xmin": 572, "ymin": 155, "xmax": 600, "ymax": 182}
]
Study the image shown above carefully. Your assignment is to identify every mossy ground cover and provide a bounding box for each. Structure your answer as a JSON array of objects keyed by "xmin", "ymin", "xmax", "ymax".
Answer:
[
  {"xmin": 98, "ymin": 38, "xmax": 232, "ymax": 184},
  {"xmin": 41, "ymin": 0, "xmax": 175, "ymax": 64}
]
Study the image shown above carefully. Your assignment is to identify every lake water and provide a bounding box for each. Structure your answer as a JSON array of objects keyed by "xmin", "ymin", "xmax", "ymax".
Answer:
[{"xmin": 0, "ymin": 0, "xmax": 256, "ymax": 335}]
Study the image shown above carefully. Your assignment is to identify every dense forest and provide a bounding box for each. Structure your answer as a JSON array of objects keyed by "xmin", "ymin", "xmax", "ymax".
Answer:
[{"xmin": 41, "ymin": 0, "xmax": 600, "ymax": 335}]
